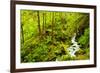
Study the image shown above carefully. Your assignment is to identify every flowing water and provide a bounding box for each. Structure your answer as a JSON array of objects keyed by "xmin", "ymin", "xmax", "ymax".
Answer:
[
  {"xmin": 56, "ymin": 35, "xmax": 80, "ymax": 61},
  {"xmin": 67, "ymin": 35, "xmax": 80, "ymax": 57}
]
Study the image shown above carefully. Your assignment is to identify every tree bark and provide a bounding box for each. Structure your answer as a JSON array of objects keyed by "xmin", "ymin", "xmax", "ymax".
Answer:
[
  {"xmin": 21, "ymin": 24, "xmax": 24, "ymax": 44},
  {"xmin": 52, "ymin": 12, "xmax": 54, "ymax": 41},
  {"xmin": 44, "ymin": 13, "xmax": 46, "ymax": 33},
  {"xmin": 37, "ymin": 11, "xmax": 41, "ymax": 37},
  {"xmin": 42, "ymin": 12, "xmax": 45, "ymax": 36}
]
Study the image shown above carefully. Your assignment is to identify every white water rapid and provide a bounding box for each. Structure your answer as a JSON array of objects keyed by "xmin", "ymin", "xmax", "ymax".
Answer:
[{"xmin": 67, "ymin": 35, "xmax": 80, "ymax": 57}]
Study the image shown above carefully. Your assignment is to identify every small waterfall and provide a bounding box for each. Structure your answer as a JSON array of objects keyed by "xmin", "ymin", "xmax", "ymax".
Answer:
[
  {"xmin": 56, "ymin": 34, "xmax": 80, "ymax": 61},
  {"xmin": 67, "ymin": 34, "xmax": 80, "ymax": 57}
]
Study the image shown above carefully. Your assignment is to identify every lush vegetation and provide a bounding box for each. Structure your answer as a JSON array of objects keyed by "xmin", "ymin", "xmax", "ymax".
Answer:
[{"xmin": 20, "ymin": 10, "xmax": 90, "ymax": 63}]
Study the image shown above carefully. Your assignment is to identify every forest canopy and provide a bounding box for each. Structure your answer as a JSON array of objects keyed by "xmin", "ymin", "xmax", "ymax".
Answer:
[{"xmin": 20, "ymin": 10, "xmax": 90, "ymax": 62}]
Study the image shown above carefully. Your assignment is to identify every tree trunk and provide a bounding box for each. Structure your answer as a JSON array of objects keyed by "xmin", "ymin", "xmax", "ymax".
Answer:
[
  {"xmin": 42, "ymin": 12, "xmax": 45, "ymax": 36},
  {"xmin": 52, "ymin": 12, "xmax": 54, "ymax": 41},
  {"xmin": 21, "ymin": 24, "xmax": 24, "ymax": 44},
  {"xmin": 44, "ymin": 13, "xmax": 46, "ymax": 33},
  {"xmin": 37, "ymin": 11, "xmax": 41, "ymax": 37}
]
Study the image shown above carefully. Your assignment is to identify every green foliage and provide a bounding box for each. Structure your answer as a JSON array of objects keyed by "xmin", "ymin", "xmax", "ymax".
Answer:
[
  {"xmin": 20, "ymin": 10, "xmax": 90, "ymax": 62},
  {"xmin": 78, "ymin": 28, "xmax": 90, "ymax": 48}
]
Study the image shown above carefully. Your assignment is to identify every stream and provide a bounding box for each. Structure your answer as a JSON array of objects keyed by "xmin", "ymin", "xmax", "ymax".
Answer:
[
  {"xmin": 56, "ymin": 34, "xmax": 80, "ymax": 61},
  {"xmin": 67, "ymin": 35, "xmax": 80, "ymax": 57}
]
